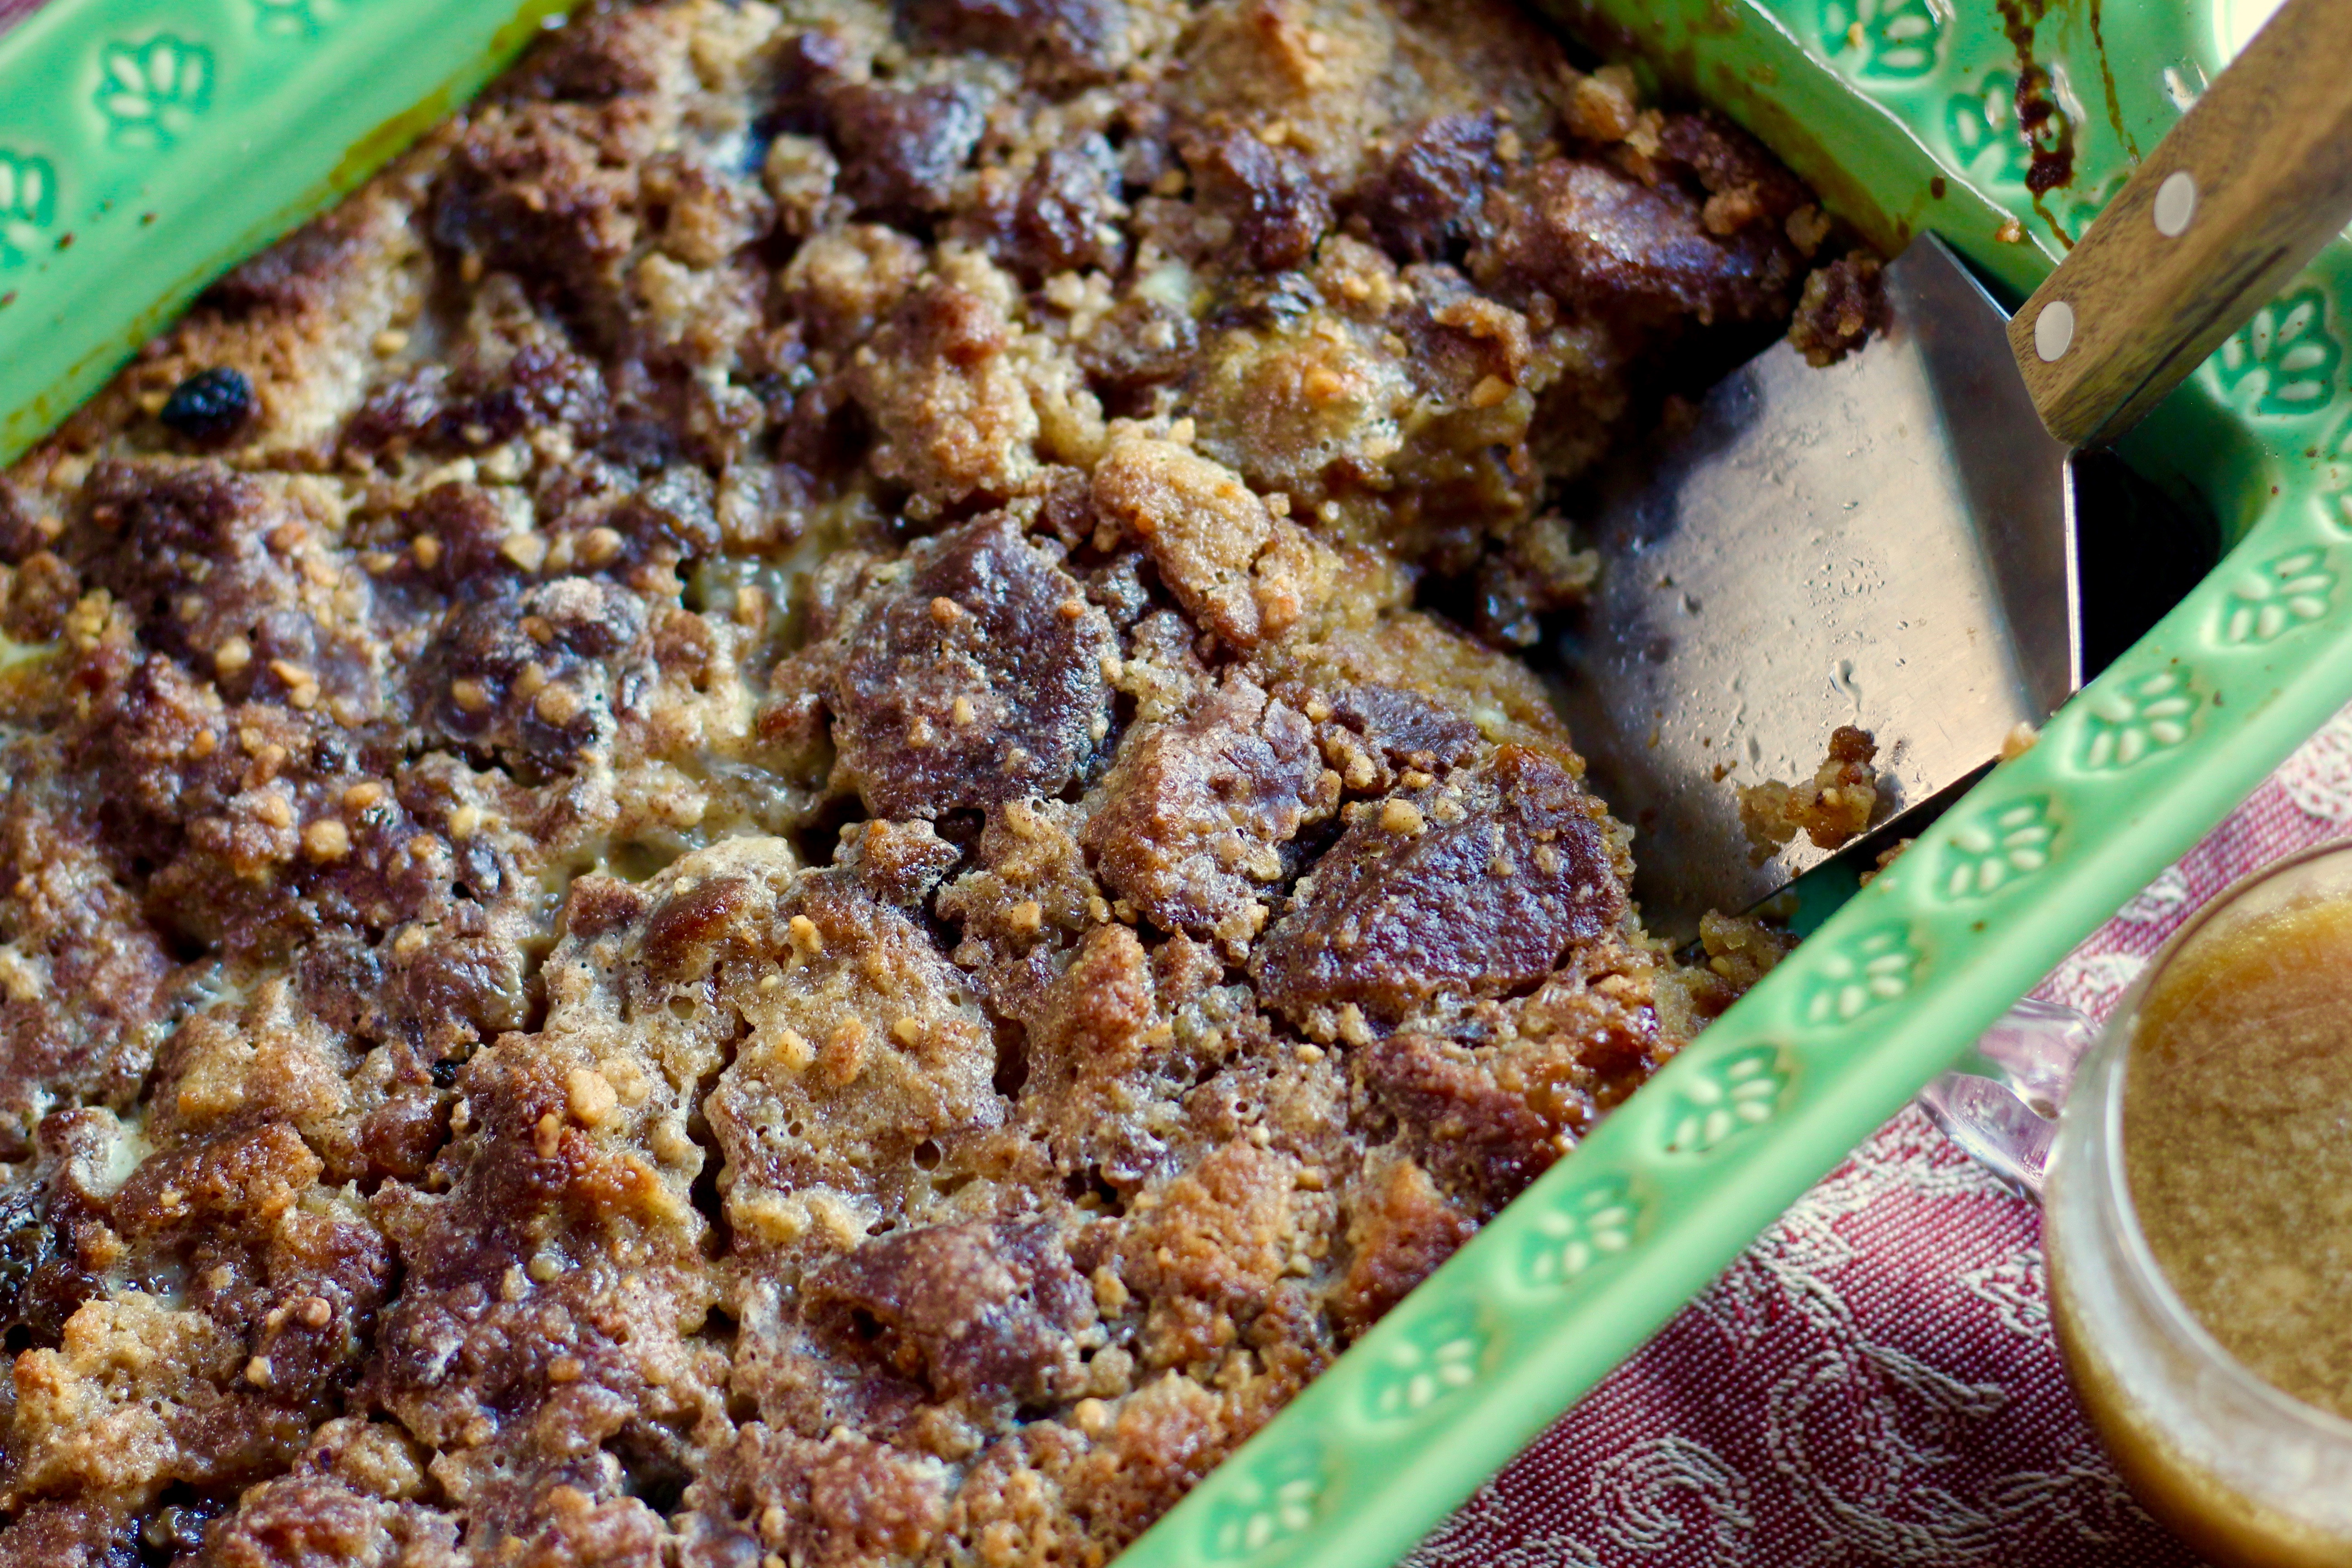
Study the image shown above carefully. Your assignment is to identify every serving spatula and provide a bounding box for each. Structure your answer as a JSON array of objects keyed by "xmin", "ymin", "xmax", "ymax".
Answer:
[{"xmin": 1555, "ymin": 0, "xmax": 2352, "ymax": 941}]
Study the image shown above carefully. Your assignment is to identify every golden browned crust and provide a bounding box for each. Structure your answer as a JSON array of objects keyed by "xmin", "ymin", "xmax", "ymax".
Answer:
[
  {"xmin": 0, "ymin": 1, "xmax": 1862, "ymax": 1561},
  {"xmin": 1737, "ymin": 723, "xmax": 1885, "ymax": 861}
]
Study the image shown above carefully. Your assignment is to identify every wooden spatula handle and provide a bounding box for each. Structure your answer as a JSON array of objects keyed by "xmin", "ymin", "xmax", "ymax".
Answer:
[{"xmin": 2006, "ymin": 0, "xmax": 2352, "ymax": 447}]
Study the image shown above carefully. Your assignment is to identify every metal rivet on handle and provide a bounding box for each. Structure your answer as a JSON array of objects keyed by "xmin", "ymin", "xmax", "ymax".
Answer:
[
  {"xmin": 2034, "ymin": 300, "xmax": 2075, "ymax": 362},
  {"xmin": 2153, "ymin": 170, "xmax": 2197, "ymax": 238}
]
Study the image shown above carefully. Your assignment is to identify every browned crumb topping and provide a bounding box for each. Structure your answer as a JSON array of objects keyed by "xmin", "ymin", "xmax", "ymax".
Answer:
[
  {"xmin": 1695, "ymin": 908, "xmax": 1793, "ymax": 989},
  {"xmin": 1737, "ymin": 724, "xmax": 1884, "ymax": 862},
  {"xmin": 1786, "ymin": 252, "xmax": 1887, "ymax": 368},
  {"xmin": 0, "ymin": 1, "xmax": 1864, "ymax": 1562},
  {"xmin": 1859, "ymin": 836, "xmax": 1913, "ymax": 887}
]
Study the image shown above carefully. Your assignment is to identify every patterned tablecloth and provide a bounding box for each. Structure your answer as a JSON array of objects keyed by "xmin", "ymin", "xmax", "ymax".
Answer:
[{"xmin": 1408, "ymin": 710, "xmax": 2352, "ymax": 1567}]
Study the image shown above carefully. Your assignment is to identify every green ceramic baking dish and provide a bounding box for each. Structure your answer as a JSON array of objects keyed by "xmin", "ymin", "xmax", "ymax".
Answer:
[{"xmin": 1, "ymin": 0, "xmax": 2343, "ymax": 1562}]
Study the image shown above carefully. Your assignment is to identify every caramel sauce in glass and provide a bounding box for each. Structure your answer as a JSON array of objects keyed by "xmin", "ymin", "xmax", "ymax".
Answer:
[
  {"xmin": 2127, "ymin": 902, "xmax": 2352, "ymax": 1419},
  {"xmin": 2047, "ymin": 848, "xmax": 2352, "ymax": 1568}
]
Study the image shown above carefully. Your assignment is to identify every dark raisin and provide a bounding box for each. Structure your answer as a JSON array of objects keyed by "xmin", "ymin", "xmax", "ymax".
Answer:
[
  {"xmin": 158, "ymin": 367, "xmax": 255, "ymax": 444},
  {"xmin": 429, "ymin": 1058, "xmax": 462, "ymax": 1088}
]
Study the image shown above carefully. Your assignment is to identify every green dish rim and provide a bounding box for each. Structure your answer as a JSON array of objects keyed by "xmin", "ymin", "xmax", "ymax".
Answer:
[
  {"xmin": 0, "ymin": 0, "xmax": 575, "ymax": 463},
  {"xmin": 4, "ymin": 0, "xmax": 2347, "ymax": 1564}
]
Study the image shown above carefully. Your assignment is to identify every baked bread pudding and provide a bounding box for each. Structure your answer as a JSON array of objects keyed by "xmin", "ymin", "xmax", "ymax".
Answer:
[{"xmin": 0, "ymin": 1, "xmax": 1875, "ymax": 1562}]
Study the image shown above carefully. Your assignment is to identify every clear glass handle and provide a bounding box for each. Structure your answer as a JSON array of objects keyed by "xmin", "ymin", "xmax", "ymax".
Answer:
[{"xmin": 1916, "ymin": 996, "xmax": 2098, "ymax": 1200}]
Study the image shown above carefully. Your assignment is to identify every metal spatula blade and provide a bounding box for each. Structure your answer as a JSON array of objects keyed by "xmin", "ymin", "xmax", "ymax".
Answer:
[{"xmin": 1554, "ymin": 236, "xmax": 2076, "ymax": 941}]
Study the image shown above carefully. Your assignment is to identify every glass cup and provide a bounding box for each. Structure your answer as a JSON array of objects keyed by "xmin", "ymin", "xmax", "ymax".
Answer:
[{"xmin": 1921, "ymin": 842, "xmax": 2352, "ymax": 1566}]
